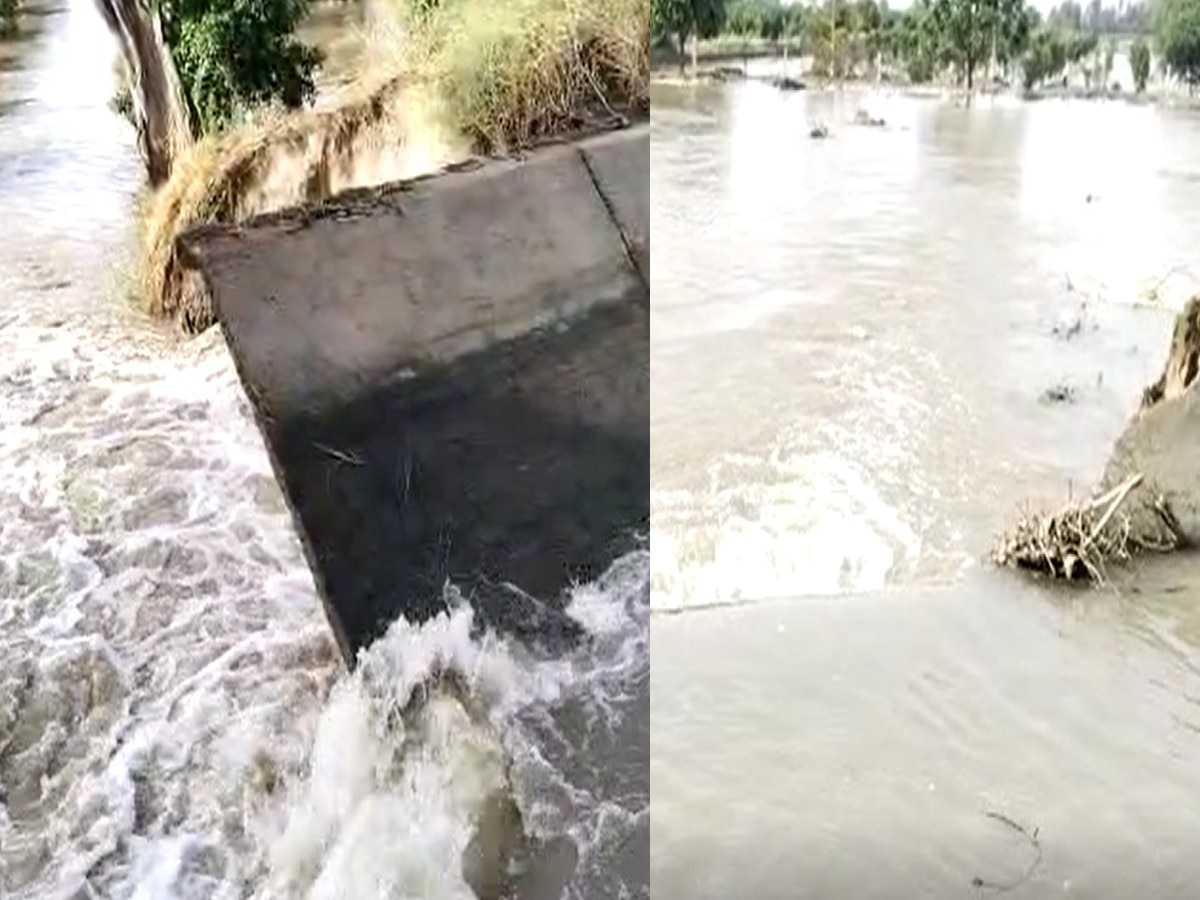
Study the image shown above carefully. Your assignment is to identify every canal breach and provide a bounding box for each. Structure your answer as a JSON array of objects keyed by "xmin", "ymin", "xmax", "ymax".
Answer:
[
  {"xmin": 177, "ymin": 125, "xmax": 649, "ymax": 662},
  {"xmin": 996, "ymin": 297, "xmax": 1200, "ymax": 581}
]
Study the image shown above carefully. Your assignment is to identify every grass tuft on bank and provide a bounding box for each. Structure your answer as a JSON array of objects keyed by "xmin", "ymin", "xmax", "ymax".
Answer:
[
  {"xmin": 140, "ymin": 0, "xmax": 648, "ymax": 332},
  {"xmin": 406, "ymin": 0, "xmax": 649, "ymax": 153},
  {"xmin": 138, "ymin": 75, "xmax": 456, "ymax": 330}
]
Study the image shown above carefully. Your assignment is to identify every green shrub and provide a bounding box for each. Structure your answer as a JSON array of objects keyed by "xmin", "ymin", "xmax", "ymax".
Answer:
[{"xmin": 1131, "ymin": 35, "xmax": 1151, "ymax": 92}]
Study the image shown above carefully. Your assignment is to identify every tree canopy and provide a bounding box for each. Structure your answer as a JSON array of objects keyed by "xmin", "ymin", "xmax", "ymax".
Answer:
[
  {"xmin": 157, "ymin": 0, "xmax": 322, "ymax": 136},
  {"xmin": 724, "ymin": 0, "xmax": 808, "ymax": 42},
  {"xmin": 651, "ymin": 0, "xmax": 727, "ymax": 49},
  {"xmin": 674, "ymin": 0, "xmax": 1152, "ymax": 92},
  {"xmin": 1156, "ymin": 0, "xmax": 1200, "ymax": 86},
  {"xmin": 1, "ymin": 0, "xmax": 19, "ymax": 39},
  {"xmin": 927, "ymin": 0, "xmax": 1031, "ymax": 90},
  {"xmin": 652, "ymin": 0, "xmax": 727, "ymax": 73},
  {"xmin": 1022, "ymin": 26, "xmax": 1069, "ymax": 88},
  {"xmin": 96, "ymin": 0, "xmax": 322, "ymax": 185}
]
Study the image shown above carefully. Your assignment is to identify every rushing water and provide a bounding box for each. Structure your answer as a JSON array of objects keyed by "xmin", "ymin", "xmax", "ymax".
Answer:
[
  {"xmin": 0, "ymin": 3, "xmax": 648, "ymax": 898},
  {"xmin": 651, "ymin": 78, "xmax": 1200, "ymax": 898}
]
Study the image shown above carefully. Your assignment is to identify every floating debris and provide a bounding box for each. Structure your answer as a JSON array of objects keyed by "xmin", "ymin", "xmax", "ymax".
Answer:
[
  {"xmin": 772, "ymin": 76, "xmax": 806, "ymax": 91},
  {"xmin": 993, "ymin": 473, "xmax": 1179, "ymax": 582},
  {"xmin": 1052, "ymin": 314, "xmax": 1083, "ymax": 340},
  {"xmin": 809, "ymin": 122, "xmax": 830, "ymax": 139},
  {"xmin": 708, "ymin": 66, "xmax": 746, "ymax": 83},
  {"xmin": 1000, "ymin": 296, "xmax": 1200, "ymax": 583},
  {"xmin": 1040, "ymin": 384, "xmax": 1077, "ymax": 405},
  {"xmin": 852, "ymin": 109, "xmax": 886, "ymax": 127}
]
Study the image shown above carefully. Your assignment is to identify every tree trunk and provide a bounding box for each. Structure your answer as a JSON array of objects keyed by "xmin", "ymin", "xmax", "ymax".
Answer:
[
  {"xmin": 690, "ymin": 29, "xmax": 698, "ymax": 78},
  {"xmin": 677, "ymin": 30, "xmax": 686, "ymax": 76},
  {"xmin": 93, "ymin": 0, "xmax": 193, "ymax": 186},
  {"xmin": 832, "ymin": 23, "xmax": 838, "ymax": 82}
]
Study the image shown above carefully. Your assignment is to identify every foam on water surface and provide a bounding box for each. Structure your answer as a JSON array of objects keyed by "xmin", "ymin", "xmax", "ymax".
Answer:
[
  {"xmin": 0, "ymin": 316, "xmax": 649, "ymax": 900},
  {"xmin": 649, "ymin": 340, "xmax": 973, "ymax": 612}
]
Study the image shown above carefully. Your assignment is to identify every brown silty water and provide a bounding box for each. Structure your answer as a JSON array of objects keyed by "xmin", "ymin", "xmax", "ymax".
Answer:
[
  {"xmin": 0, "ymin": 3, "xmax": 648, "ymax": 899},
  {"xmin": 651, "ymin": 75, "xmax": 1200, "ymax": 899}
]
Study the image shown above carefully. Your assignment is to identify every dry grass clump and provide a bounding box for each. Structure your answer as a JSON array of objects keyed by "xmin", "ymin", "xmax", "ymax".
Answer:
[
  {"xmin": 407, "ymin": 0, "xmax": 648, "ymax": 153},
  {"xmin": 992, "ymin": 474, "xmax": 1181, "ymax": 582},
  {"xmin": 140, "ymin": 75, "xmax": 460, "ymax": 331},
  {"xmin": 140, "ymin": 0, "xmax": 648, "ymax": 331}
]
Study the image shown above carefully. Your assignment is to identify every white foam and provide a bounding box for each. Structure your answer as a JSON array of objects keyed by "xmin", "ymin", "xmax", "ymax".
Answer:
[
  {"xmin": 651, "ymin": 449, "xmax": 920, "ymax": 612},
  {"xmin": 257, "ymin": 561, "xmax": 648, "ymax": 900},
  {"xmin": 0, "ymin": 316, "xmax": 647, "ymax": 900}
]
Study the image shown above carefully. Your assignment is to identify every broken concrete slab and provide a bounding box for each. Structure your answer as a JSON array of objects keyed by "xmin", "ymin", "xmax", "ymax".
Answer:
[{"xmin": 179, "ymin": 125, "xmax": 649, "ymax": 661}]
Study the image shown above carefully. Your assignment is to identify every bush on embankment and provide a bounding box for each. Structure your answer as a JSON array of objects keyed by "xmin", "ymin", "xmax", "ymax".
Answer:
[
  {"xmin": 140, "ymin": 0, "xmax": 649, "ymax": 333},
  {"xmin": 403, "ymin": 0, "xmax": 648, "ymax": 150}
]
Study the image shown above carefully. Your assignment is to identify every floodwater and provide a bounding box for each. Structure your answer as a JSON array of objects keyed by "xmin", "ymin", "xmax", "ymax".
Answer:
[
  {"xmin": 0, "ymin": 2, "xmax": 647, "ymax": 898},
  {"xmin": 651, "ymin": 78, "xmax": 1200, "ymax": 898}
]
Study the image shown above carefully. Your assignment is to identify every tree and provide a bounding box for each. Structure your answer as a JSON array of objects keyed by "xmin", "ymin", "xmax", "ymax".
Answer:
[
  {"xmin": 932, "ymin": 0, "xmax": 1026, "ymax": 91},
  {"xmin": 95, "ymin": 0, "xmax": 321, "ymax": 185},
  {"xmin": 990, "ymin": 0, "xmax": 1033, "ymax": 81},
  {"xmin": 726, "ymin": 0, "xmax": 786, "ymax": 41},
  {"xmin": 1, "ymin": 0, "xmax": 19, "ymax": 38},
  {"xmin": 1063, "ymin": 30, "xmax": 1098, "ymax": 61},
  {"xmin": 897, "ymin": 0, "xmax": 944, "ymax": 82},
  {"xmin": 94, "ymin": 1, "xmax": 195, "ymax": 186},
  {"xmin": 163, "ymin": 0, "xmax": 321, "ymax": 135},
  {"xmin": 1156, "ymin": 0, "xmax": 1200, "ymax": 88},
  {"xmin": 1101, "ymin": 36, "xmax": 1115, "ymax": 85},
  {"xmin": 726, "ymin": 0, "xmax": 764, "ymax": 36},
  {"xmin": 782, "ymin": 2, "xmax": 807, "ymax": 40},
  {"xmin": 1131, "ymin": 34, "xmax": 1151, "ymax": 91},
  {"xmin": 808, "ymin": 0, "xmax": 855, "ymax": 78},
  {"xmin": 850, "ymin": 0, "xmax": 886, "ymax": 79},
  {"xmin": 1022, "ymin": 26, "xmax": 1068, "ymax": 89},
  {"xmin": 651, "ymin": 0, "xmax": 727, "ymax": 76}
]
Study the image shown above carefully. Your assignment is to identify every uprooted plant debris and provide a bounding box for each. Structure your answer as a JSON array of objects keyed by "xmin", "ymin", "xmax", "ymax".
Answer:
[
  {"xmin": 992, "ymin": 473, "xmax": 1181, "ymax": 582},
  {"xmin": 852, "ymin": 109, "xmax": 886, "ymax": 127},
  {"xmin": 997, "ymin": 295, "xmax": 1200, "ymax": 583},
  {"xmin": 1039, "ymin": 383, "xmax": 1076, "ymax": 405},
  {"xmin": 772, "ymin": 76, "xmax": 805, "ymax": 91}
]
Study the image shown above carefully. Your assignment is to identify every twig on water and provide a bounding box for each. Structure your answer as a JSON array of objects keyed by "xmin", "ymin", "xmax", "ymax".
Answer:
[
  {"xmin": 971, "ymin": 810, "xmax": 1043, "ymax": 894},
  {"xmin": 314, "ymin": 442, "xmax": 363, "ymax": 466}
]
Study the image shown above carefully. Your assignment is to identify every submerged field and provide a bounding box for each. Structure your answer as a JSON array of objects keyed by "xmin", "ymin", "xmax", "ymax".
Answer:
[{"xmin": 650, "ymin": 79, "xmax": 1200, "ymax": 897}]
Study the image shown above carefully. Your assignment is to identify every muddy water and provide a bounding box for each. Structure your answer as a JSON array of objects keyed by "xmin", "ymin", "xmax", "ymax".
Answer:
[
  {"xmin": 0, "ymin": 3, "xmax": 647, "ymax": 898},
  {"xmin": 651, "ymin": 80, "xmax": 1200, "ymax": 898}
]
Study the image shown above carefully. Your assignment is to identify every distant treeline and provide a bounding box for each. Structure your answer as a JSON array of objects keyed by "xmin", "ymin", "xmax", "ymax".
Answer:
[{"xmin": 653, "ymin": 0, "xmax": 1199, "ymax": 93}]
